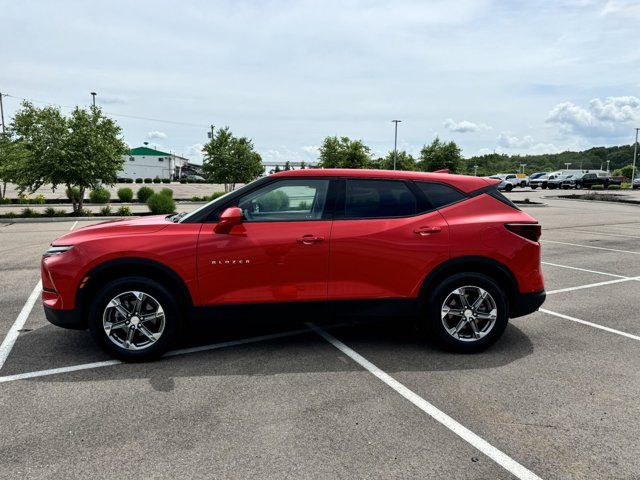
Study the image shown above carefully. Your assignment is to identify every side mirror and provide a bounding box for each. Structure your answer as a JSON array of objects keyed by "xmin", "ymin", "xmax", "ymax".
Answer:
[{"xmin": 214, "ymin": 207, "xmax": 243, "ymax": 234}]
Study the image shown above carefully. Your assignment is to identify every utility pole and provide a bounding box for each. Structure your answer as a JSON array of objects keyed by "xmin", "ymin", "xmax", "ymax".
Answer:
[
  {"xmin": 606, "ymin": 159, "xmax": 610, "ymax": 173},
  {"xmin": 632, "ymin": 128, "xmax": 639, "ymax": 185},
  {"xmin": 564, "ymin": 162, "xmax": 571, "ymax": 170},
  {"xmin": 90, "ymin": 92, "xmax": 97, "ymax": 107},
  {"xmin": 0, "ymin": 92, "xmax": 5, "ymax": 135},
  {"xmin": 208, "ymin": 125, "xmax": 215, "ymax": 140},
  {"xmin": 391, "ymin": 120, "xmax": 401, "ymax": 170}
]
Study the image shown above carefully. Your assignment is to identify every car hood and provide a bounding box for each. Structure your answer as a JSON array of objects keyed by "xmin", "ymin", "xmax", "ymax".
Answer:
[{"xmin": 53, "ymin": 215, "xmax": 170, "ymax": 244}]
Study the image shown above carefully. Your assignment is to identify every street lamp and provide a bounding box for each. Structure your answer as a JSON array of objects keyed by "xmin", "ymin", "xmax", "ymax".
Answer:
[
  {"xmin": 392, "ymin": 120, "xmax": 401, "ymax": 170},
  {"xmin": 90, "ymin": 92, "xmax": 97, "ymax": 107},
  {"xmin": 564, "ymin": 163, "xmax": 571, "ymax": 170},
  {"xmin": 520, "ymin": 163, "xmax": 527, "ymax": 174},
  {"xmin": 632, "ymin": 128, "xmax": 639, "ymax": 183},
  {"xmin": 474, "ymin": 165, "xmax": 478, "ymax": 176}
]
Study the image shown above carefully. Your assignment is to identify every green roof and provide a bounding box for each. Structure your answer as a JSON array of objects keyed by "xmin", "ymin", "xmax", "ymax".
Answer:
[{"xmin": 128, "ymin": 146, "xmax": 172, "ymax": 157}]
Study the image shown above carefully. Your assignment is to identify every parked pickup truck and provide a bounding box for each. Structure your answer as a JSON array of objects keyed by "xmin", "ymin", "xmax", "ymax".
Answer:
[
  {"xmin": 574, "ymin": 173, "xmax": 621, "ymax": 189},
  {"xmin": 490, "ymin": 174, "xmax": 528, "ymax": 191}
]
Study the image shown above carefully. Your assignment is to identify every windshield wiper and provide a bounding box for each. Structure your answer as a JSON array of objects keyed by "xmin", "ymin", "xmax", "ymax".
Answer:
[{"xmin": 170, "ymin": 212, "xmax": 187, "ymax": 223}]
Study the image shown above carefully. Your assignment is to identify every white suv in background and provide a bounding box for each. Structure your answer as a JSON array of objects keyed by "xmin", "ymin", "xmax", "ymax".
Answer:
[{"xmin": 490, "ymin": 174, "xmax": 528, "ymax": 191}]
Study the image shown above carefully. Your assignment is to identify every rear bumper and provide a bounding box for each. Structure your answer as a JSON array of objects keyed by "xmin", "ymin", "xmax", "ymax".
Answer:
[
  {"xmin": 510, "ymin": 290, "xmax": 546, "ymax": 319},
  {"xmin": 44, "ymin": 304, "xmax": 85, "ymax": 330}
]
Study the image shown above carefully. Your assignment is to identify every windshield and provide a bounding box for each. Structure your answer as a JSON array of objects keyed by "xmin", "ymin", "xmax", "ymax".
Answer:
[
  {"xmin": 177, "ymin": 190, "xmax": 235, "ymax": 223},
  {"xmin": 530, "ymin": 173, "xmax": 546, "ymax": 179}
]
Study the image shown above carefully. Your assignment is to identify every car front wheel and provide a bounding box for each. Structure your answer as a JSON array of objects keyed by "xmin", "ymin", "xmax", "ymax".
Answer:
[
  {"xmin": 88, "ymin": 276, "xmax": 180, "ymax": 361},
  {"xmin": 423, "ymin": 273, "xmax": 509, "ymax": 352}
]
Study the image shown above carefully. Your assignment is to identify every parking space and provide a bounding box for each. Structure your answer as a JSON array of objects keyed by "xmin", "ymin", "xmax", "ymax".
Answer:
[{"xmin": 1, "ymin": 195, "xmax": 640, "ymax": 479}]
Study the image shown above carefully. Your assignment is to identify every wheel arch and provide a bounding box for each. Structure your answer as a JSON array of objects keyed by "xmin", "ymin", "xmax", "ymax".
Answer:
[
  {"xmin": 77, "ymin": 257, "xmax": 193, "ymax": 328},
  {"xmin": 419, "ymin": 256, "xmax": 519, "ymax": 316}
]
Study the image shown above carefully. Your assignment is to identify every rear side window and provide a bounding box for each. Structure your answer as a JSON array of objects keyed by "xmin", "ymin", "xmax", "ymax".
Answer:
[
  {"xmin": 414, "ymin": 182, "xmax": 466, "ymax": 209},
  {"xmin": 345, "ymin": 179, "xmax": 417, "ymax": 218},
  {"xmin": 488, "ymin": 189, "xmax": 520, "ymax": 210}
]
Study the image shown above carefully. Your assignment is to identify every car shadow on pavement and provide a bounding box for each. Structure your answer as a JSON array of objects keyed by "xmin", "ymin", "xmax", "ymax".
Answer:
[{"xmin": 9, "ymin": 316, "xmax": 534, "ymax": 382}]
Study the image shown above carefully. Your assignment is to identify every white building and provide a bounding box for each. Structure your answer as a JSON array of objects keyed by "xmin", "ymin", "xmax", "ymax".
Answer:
[{"xmin": 119, "ymin": 147, "xmax": 189, "ymax": 180}]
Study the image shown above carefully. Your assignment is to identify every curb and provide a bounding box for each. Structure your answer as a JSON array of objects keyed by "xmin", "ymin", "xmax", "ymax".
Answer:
[
  {"xmin": 1, "ymin": 216, "xmax": 141, "ymax": 224},
  {"xmin": 545, "ymin": 196, "xmax": 640, "ymax": 207}
]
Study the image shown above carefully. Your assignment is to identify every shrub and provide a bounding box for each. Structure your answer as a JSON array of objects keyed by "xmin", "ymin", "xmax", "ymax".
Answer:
[
  {"xmin": 211, "ymin": 191, "xmax": 227, "ymax": 200},
  {"xmin": 144, "ymin": 178, "xmax": 153, "ymax": 184},
  {"xmin": 126, "ymin": 178, "xmax": 134, "ymax": 183},
  {"xmin": 44, "ymin": 207, "xmax": 57, "ymax": 217},
  {"xmin": 179, "ymin": 178, "xmax": 187, "ymax": 184},
  {"xmin": 117, "ymin": 205, "xmax": 132, "ymax": 216},
  {"xmin": 153, "ymin": 177, "xmax": 161, "ymax": 184},
  {"xmin": 608, "ymin": 184, "xmax": 621, "ymax": 190},
  {"xmin": 66, "ymin": 187, "xmax": 82, "ymax": 203},
  {"xmin": 117, "ymin": 187, "xmax": 134, "ymax": 202},
  {"xmin": 159, "ymin": 187, "xmax": 173, "ymax": 198},
  {"xmin": 137, "ymin": 186, "xmax": 154, "ymax": 203},
  {"xmin": 77, "ymin": 208, "xmax": 93, "ymax": 217},
  {"xmin": 256, "ymin": 190, "xmax": 289, "ymax": 211},
  {"xmin": 621, "ymin": 183, "xmax": 632, "ymax": 189},
  {"xmin": 100, "ymin": 205, "xmax": 112, "ymax": 215},
  {"xmin": 162, "ymin": 178, "xmax": 171, "ymax": 184},
  {"xmin": 192, "ymin": 195, "xmax": 202, "ymax": 202},
  {"xmin": 591, "ymin": 185, "xmax": 604, "ymax": 190},
  {"xmin": 135, "ymin": 178, "xmax": 143, "ymax": 184},
  {"xmin": 0, "ymin": 197, "xmax": 11, "ymax": 204},
  {"xmin": 4, "ymin": 212, "xmax": 16, "ymax": 219},
  {"xmin": 21, "ymin": 207, "xmax": 39, "ymax": 218},
  {"xmin": 147, "ymin": 193, "xmax": 176, "ymax": 214},
  {"xmin": 89, "ymin": 187, "xmax": 111, "ymax": 203},
  {"xmin": 33, "ymin": 194, "xmax": 46, "ymax": 205},
  {"xmin": 18, "ymin": 193, "xmax": 30, "ymax": 204}
]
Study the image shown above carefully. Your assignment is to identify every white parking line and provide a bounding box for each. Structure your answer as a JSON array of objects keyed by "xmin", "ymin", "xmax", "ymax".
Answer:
[
  {"xmin": 540, "ymin": 308, "xmax": 640, "ymax": 342},
  {"xmin": 0, "ymin": 327, "xmax": 311, "ymax": 383},
  {"xmin": 70, "ymin": 221, "xmax": 78, "ymax": 231},
  {"xmin": 308, "ymin": 323, "xmax": 543, "ymax": 480},
  {"xmin": 0, "ymin": 281, "xmax": 43, "ymax": 371},
  {"xmin": 546, "ymin": 276, "xmax": 640, "ymax": 295},
  {"xmin": 541, "ymin": 261, "xmax": 629, "ymax": 279},
  {"xmin": 562, "ymin": 229, "xmax": 640, "ymax": 239},
  {"xmin": 543, "ymin": 240, "xmax": 640, "ymax": 255}
]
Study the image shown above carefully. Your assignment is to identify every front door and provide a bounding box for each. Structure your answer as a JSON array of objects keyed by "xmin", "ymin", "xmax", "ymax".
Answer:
[{"xmin": 197, "ymin": 178, "xmax": 332, "ymax": 305}]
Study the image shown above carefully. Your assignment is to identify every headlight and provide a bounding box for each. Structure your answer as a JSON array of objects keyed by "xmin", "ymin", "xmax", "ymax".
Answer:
[{"xmin": 43, "ymin": 245, "xmax": 74, "ymax": 258}]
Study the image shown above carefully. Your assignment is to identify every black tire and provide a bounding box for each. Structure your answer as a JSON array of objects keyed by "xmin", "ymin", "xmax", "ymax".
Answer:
[
  {"xmin": 421, "ymin": 273, "xmax": 509, "ymax": 353},
  {"xmin": 541, "ymin": 184, "xmax": 547, "ymax": 189},
  {"xmin": 531, "ymin": 185, "xmax": 538, "ymax": 190},
  {"xmin": 505, "ymin": 184, "xmax": 513, "ymax": 192},
  {"xmin": 88, "ymin": 276, "xmax": 180, "ymax": 361}
]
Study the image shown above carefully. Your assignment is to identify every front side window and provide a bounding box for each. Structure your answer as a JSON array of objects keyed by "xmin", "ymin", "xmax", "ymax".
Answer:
[
  {"xmin": 344, "ymin": 179, "xmax": 417, "ymax": 218},
  {"xmin": 237, "ymin": 179, "xmax": 329, "ymax": 222}
]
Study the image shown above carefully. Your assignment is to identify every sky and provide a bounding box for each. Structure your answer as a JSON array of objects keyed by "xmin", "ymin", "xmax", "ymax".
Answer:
[{"xmin": 1, "ymin": 0, "xmax": 639, "ymax": 164}]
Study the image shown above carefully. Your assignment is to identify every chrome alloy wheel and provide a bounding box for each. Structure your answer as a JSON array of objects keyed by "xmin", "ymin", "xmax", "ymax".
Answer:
[
  {"xmin": 441, "ymin": 286, "xmax": 498, "ymax": 342},
  {"xmin": 102, "ymin": 291, "xmax": 165, "ymax": 351}
]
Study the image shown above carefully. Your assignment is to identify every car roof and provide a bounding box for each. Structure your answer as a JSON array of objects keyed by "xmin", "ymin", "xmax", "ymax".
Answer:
[{"xmin": 271, "ymin": 168, "xmax": 494, "ymax": 193}]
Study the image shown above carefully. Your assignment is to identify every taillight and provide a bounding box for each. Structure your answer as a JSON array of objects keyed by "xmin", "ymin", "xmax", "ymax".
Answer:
[{"xmin": 505, "ymin": 223, "xmax": 541, "ymax": 242}]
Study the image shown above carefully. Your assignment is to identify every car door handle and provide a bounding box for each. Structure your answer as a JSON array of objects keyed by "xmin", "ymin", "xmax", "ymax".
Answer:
[
  {"xmin": 296, "ymin": 235, "xmax": 325, "ymax": 244},
  {"xmin": 414, "ymin": 226, "xmax": 442, "ymax": 236}
]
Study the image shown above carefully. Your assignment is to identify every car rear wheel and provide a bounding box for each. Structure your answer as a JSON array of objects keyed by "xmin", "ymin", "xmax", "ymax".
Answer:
[
  {"xmin": 505, "ymin": 184, "xmax": 513, "ymax": 192},
  {"xmin": 422, "ymin": 273, "xmax": 508, "ymax": 352},
  {"xmin": 88, "ymin": 277, "xmax": 179, "ymax": 361}
]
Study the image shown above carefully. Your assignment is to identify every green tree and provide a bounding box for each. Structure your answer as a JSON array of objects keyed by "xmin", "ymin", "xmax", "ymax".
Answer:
[
  {"xmin": 417, "ymin": 137, "xmax": 462, "ymax": 173},
  {"xmin": 11, "ymin": 102, "xmax": 127, "ymax": 213},
  {"xmin": 318, "ymin": 136, "xmax": 372, "ymax": 169},
  {"xmin": 379, "ymin": 150, "xmax": 416, "ymax": 171},
  {"xmin": 0, "ymin": 133, "xmax": 28, "ymax": 199},
  {"xmin": 613, "ymin": 164, "xmax": 634, "ymax": 179},
  {"xmin": 202, "ymin": 127, "xmax": 263, "ymax": 192}
]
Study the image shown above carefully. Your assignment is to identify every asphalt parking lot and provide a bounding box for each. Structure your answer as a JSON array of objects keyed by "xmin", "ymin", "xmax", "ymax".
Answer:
[{"xmin": 1, "ymin": 190, "xmax": 640, "ymax": 479}]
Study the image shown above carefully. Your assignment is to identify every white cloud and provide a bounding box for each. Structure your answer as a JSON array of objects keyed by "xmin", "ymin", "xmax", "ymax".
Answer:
[
  {"xmin": 147, "ymin": 130, "xmax": 167, "ymax": 140},
  {"xmin": 301, "ymin": 145, "xmax": 319, "ymax": 155},
  {"xmin": 601, "ymin": 0, "xmax": 640, "ymax": 18},
  {"xmin": 443, "ymin": 118, "xmax": 491, "ymax": 133},
  {"xmin": 497, "ymin": 132, "xmax": 535, "ymax": 149},
  {"xmin": 546, "ymin": 96, "xmax": 640, "ymax": 138}
]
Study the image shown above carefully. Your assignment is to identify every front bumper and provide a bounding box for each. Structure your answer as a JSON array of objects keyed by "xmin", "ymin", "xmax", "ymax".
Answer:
[
  {"xmin": 44, "ymin": 304, "xmax": 85, "ymax": 330},
  {"xmin": 510, "ymin": 290, "xmax": 546, "ymax": 319}
]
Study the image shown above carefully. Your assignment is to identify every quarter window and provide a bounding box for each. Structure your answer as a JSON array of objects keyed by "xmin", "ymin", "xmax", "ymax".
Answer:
[
  {"xmin": 344, "ymin": 179, "xmax": 417, "ymax": 218},
  {"xmin": 237, "ymin": 179, "xmax": 329, "ymax": 222},
  {"xmin": 414, "ymin": 182, "xmax": 466, "ymax": 209}
]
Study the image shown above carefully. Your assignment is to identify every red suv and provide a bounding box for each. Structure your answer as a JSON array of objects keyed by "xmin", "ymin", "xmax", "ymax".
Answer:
[{"xmin": 42, "ymin": 169, "xmax": 545, "ymax": 360}]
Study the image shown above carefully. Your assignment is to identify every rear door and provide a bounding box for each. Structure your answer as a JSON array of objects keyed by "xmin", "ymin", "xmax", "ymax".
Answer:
[
  {"xmin": 197, "ymin": 178, "xmax": 333, "ymax": 305},
  {"xmin": 328, "ymin": 178, "xmax": 451, "ymax": 301}
]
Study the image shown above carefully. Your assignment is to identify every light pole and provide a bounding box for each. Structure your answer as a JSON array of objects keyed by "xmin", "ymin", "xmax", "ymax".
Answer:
[
  {"xmin": 0, "ymin": 91, "xmax": 5, "ymax": 135},
  {"xmin": 564, "ymin": 163, "xmax": 571, "ymax": 170},
  {"xmin": 474, "ymin": 165, "xmax": 478, "ymax": 176},
  {"xmin": 520, "ymin": 163, "xmax": 527, "ymax": 174},
  {"xmin": 392, "ymin": 120, "xmax": 401, "ymax": 170},
  {"xmin": 632, "ymin": 128, "xmax": 639, "ymax": 184},
  {"xmin": 90, "ymin": 92, "xmax": 97, "ymax": 107},
  {"xmin": 606, "ymin": 160, "xmax": 610, "ymax": 173}
]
